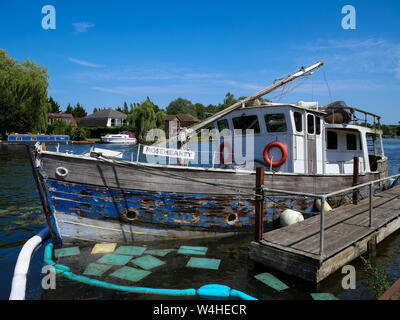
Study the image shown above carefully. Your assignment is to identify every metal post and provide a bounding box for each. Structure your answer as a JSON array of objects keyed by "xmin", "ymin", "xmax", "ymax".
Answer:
[
  {"xmin": 319, "ymin": 196, "xmax": 326, "ymax": 258},
  {"xmin": 136, "ymin": 144, "xmax": 140, "ymax": 163},
  {"xmin": 353, "ymin": 156, "xmax": 359, "ymax": 204},
  {"xmin": 369, "ymin": 182, "xmax": 373, "ymax": 228},
  {"xmin": 255, "ymin": 167, "xmax": 265, "ymax": 242}
]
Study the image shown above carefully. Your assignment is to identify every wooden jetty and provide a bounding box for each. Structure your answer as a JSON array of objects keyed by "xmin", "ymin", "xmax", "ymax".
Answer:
[{"xmin": 249, "ymin": 167, "xmax": 400, "ymax": 283}]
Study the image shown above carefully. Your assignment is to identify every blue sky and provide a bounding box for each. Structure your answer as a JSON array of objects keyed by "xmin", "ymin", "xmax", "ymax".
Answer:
[{"xmin": 1, "ymin": 0, "xmax": 399, "ymax": 123}]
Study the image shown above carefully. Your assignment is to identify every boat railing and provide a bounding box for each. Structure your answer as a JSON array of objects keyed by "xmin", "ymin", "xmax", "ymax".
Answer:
[
  {"xmin": 328, "ymin": 106, "xmax": 381, "ymax": 129},
  {"xmin": 58, "ymin": 142, "xmax": 244, "ymax": 170},
  {"xmin": 132, "ymin": 143, "xmax": 250, "ymax": 170},
  {"xmin": 258, "ymin": 169, "xmax": 400, "ymax": 260}
]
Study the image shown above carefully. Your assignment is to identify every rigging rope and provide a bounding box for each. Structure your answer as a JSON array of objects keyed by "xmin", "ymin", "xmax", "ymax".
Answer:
[{"xmin": 323, "ymin": 69, "xmax": 333, "ymax": 103}]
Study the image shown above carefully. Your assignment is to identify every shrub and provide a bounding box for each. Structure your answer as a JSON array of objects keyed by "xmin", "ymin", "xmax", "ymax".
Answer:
[{"xmin": 71, "ymin": 127, "xmax": 87, "ymax": 141}]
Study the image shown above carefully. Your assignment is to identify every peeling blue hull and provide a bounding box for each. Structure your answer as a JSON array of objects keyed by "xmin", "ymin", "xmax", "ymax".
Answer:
[{"xmin": 44, "ymin": 177, "xmax": 261, "ymax": 244}]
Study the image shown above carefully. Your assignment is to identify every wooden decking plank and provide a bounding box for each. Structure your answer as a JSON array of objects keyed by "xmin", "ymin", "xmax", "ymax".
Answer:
[
  {"xmin": 250, "ymin": 185, "xmax": 400, "ymax": 283},
  {"xmin": 262, "ymin": 197, "xmax": 389, "ymax": 245},
  {"xmin": 261, "ymin": 185, "xmax": 400, "ymax": 259}
]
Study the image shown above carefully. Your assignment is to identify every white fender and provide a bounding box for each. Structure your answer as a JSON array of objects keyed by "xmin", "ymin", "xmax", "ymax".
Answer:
[
  {"xmin": 279, "ymin": 209, "xmax": 304, "ymax": 227},
  {"xmin": 315, "ymin": 199, "xmax": 332, "ymax": 212}
]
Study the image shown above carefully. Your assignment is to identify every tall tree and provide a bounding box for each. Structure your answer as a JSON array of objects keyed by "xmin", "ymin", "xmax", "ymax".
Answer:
[
  {"xmin": 128, "ymin": 98, "xmax": 159, "ymax": 142},
  {"xmin": 194, "ymin": 102, "xmax": 206, "ymax": 120},
  {"xmin": 65, "ymin": 104, "xmax": 74, "ymax": 115},
  {"xmin": 0, "ymin": 49, "xmax": 50, "ymax": 134},
  {"xmin": 166, "ymin": 98, "xmax": 196, "ymax": 116},
  {"xmin": 123, "ymin": 101, "xmax": 129, "ymax": 114},
  {"xmin": 73, "ymin": 102, "xmax": 87, "ymax": 119},
  {"xmin": 48, "ymin": 96, "xmax": 61, "ymax": 113}
]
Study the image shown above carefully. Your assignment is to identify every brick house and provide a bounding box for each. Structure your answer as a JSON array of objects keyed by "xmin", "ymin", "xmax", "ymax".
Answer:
[{"xmin": 48, "ymin": 113, "xmax": 78, "ymax": 127}]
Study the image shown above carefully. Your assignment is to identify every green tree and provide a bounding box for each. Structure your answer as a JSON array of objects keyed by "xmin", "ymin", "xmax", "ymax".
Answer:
[
  {"xmin": 123, "ymin": 101, "xmax": 129, "ymax": 114},
  {"xmin": 48, "ymin": 119, "xmax": 72, "ymax": 135},
  {"xmin": 166, "ymin": 98, "xmax": 196, "ymax": 116},
  {"xmin": 0, "ymin": 50, "xmax": 50, "ymax": 134},
  {"xmin": 155, "ymin": 110, "xmax": 166, "ymax": 129},
  {"xmin": 129, "ymin": 98, "xmax": 158, "ymax": 143},
  {"xmin": 73, "ymin": 102, "xmax": 87, "ymax": 120},
  {"xmin": 130, "ymin": 103, "xmax": 135, "ymax": 113},
  {"xmin": 194, "ymin": 102, "xmax": 206, "ymax": 120},
  {"xmin": 65, "ymin": 104, "xmax": 74, "ymax": 115},
  {"xmin": 48, "ymin": 96, "xmax": 61, "ymax": 113}
]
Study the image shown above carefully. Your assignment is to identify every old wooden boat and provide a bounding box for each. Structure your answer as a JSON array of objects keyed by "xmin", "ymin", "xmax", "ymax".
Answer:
[{"xmin": 27, "ymin": 62, "xmax": 388, "ymax": 244}]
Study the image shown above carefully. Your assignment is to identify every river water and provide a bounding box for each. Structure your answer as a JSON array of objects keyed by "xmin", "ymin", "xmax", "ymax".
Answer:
[{"xmin": 0, "ymin": 140, "xmax": 399, "ymax": 300}]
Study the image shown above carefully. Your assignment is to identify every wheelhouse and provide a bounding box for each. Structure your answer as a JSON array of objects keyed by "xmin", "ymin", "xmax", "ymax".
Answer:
[{"xmin": 212, "ymin": 101, "xmax": 386, "ymax": 176}]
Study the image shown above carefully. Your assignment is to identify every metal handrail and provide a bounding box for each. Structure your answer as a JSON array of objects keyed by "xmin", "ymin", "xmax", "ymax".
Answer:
[
  {"xmin": 261, "ymin": 173, "xmax": 400, "ymax": 260},
  {"xmin": 262, "ymin": 173, "xmax": 400, "ymax": 199}
]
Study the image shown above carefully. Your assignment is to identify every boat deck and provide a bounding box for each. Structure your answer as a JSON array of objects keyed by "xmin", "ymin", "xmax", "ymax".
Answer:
[{"xmin": 249, "ymin": 184, "xmax": 400, "ymax": 283}]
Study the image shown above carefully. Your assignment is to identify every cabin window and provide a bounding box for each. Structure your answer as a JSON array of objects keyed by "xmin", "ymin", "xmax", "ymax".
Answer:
[
  {"xmin": 307, "ymin": 114, "xmax": 314, "ymax": 134},
  {"xmin": 293, "ymin": 112, "xmax": 302, "ymax": 132},
  {"xmin": 232, "ymin": 115, "xmax": 260, "ymax": 133},
  {"xmin": 265, "ymin": 114, "xmax": 287, "ymax": 132},
  {"xmin": 316, "ymin": 116, "xmax": 321, "ymax": 135},
  {"xmin": 347, "ymin": 134, "xmax": 357, "ymax": 150},
  {"xmin": 359, "ymin": 135, "xmax": 362, "ymax": 150},
  {"xmin": 16, "ymin": 136, "xmax": 22, "ymax": 141},
  {"xmin": 327, "ymin": 131, "xmax": 338, "ymax": 149},
  {"xmin": 217, "ymin": 119, "xmax": 229, "ymax": 131}
]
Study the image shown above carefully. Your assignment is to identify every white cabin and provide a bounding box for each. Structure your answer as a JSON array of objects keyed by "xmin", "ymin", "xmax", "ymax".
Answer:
[{"xmin": 212, "ymin": 101, "xmax": 386, "ymax": 175}]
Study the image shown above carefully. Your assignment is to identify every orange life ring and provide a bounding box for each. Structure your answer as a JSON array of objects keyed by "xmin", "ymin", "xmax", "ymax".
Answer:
[
  {"xmin": 263, "ymin": 142, "xmax": 287, "ymax": 167},
  {"xmin": 219, "ymin": 142, "xmax": 232, "ymax": 164}
]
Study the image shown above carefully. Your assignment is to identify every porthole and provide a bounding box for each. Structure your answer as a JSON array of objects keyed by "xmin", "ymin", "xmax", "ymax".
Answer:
[
  {"xmin": 55, "ymin": 167, "xmax": 68, "ymax": 178},
  {"xmin": 226, "ymin": 213, "xmax": 238, "ymax": 225}
]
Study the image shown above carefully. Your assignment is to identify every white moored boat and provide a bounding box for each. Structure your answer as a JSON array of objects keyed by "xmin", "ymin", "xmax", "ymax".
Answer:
[{"xmin": 100, "ymin": 132, "xmax": 137, "ymax": 144}]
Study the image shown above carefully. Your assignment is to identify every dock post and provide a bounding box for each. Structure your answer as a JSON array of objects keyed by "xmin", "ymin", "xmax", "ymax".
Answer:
[
  {"xmin": 353, "ymin": 156, "xmax": 360, "ymax": 205},
  {"xmin": 368, "ymin": 234, "xmax": 377, "ymax": 259},
  {"xmin": 319, "ymin": 196, "xmax": 326, "ymax": 258},
  {"xmin": 369, "ymin": 182, "xmax": 373, "ymax": 228},
  {"xmin": 255, "ymin": 167, "xmax": 265, "ymax": 242}
]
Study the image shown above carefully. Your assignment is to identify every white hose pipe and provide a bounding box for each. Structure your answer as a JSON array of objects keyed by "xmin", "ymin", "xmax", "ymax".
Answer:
[{"xmin": 9, "ymin": 227, "xmax": 50, "ymax": 300}]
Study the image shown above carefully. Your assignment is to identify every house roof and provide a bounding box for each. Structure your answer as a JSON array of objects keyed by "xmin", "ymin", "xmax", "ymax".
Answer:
[
  {"xmin": 48, "ymin": 113, "xmax": 77, "ymax": 126},
  {"xmin": 165, "ymin": 114, "xmax": 200, "ymax": 123},
  {"xmin": 79, "ymin": 108, "xmax": 127, "ymax": 127},
  {"xmin": 85, "ymin": 108, "xmax": 127, "ymax": 119},
  {"xmin": 165, "ymin": 115, "xmax": 179, "ymax": 121}
]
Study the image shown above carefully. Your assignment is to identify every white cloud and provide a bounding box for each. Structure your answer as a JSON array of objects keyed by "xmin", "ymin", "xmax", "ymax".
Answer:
[
  {"xmin": 68, "ymin": 57, "xmax": 105, "ymax": 68},
  {"xmin": 72, "ymin": 21, "xmax": 95, "ymax": 33},
  {"xmin": 299, "ymin": 37, "xmax": 400, "ymax": 80},
  {"xmin": 90, "ymin": 78, "xmax": 264, "ymax": 96},
  {"xmin": 303, "ymin": 38, "xmax": 387, "ymax": 51}
]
